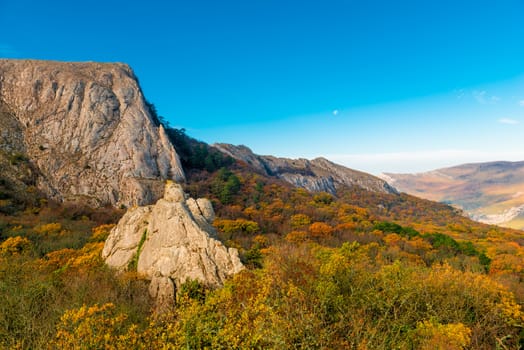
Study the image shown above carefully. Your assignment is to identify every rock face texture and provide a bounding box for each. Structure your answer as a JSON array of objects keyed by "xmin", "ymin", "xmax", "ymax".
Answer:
[
  {"xmin": 0, "ymin": 59, "xmax": 184, "ymax": 207},
  {"xmin": 102, "ymin": 182, "xmax": 244, "ymax": 306},
  {"xmin": 214, "ymin": 143, "xmax": 396, "ymax": 195},
  {"xmin": 0, "ymin": 102, "xmax": 42, "ymax": 211}
]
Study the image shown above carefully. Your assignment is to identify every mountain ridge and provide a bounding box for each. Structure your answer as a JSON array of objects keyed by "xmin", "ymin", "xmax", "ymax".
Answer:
[
  {"xmin": 213, "ymin": 143, "xmax": 397, "ymax": 195},
  {"xmin": 383, "ymin": 160, "xmax": 524, "ymax": 229}
]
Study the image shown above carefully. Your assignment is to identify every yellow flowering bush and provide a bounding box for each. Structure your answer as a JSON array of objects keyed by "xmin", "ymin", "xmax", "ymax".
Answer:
[
  {"xmin": 90, "ymin": 224, "xmax": 115, "ymax": 242},
  {"xmin": 0, "ymin": 236, "xmax": 31, "ymax": 255},
  {"xmin": 414, "ymin": 320, "xmax": 471, "ymax": 349},
  {"xmin": 34, "ymin": 222, "xmax": 67, "ymax": 237},
  {"xmin": 52, "ymin": 303, "xmax": 133, "ymax": 349}
]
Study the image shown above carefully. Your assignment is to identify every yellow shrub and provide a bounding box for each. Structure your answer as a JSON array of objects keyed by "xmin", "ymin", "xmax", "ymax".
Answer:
[
  {"xmin": 52, "ymin": 303, "xmax": 133, "ymax": 349},
  {"xmin": 289, "ymin": 214, "xmax": 311, "ymax": 228},
  {"xmin": 414, "ymin": 320, "xmax": 471, "ymax": 350},
  {"xmin": 91, "ymin": 224, "xmax": 115, "ymax": 242},
  {"xmin": 0, "ymin": 236, "xmax": 31, "ymax": 255},
  {"xmin": 40, "ymin": 248, "xmax": 77, "ymax": 269},
  {"xmin": 285, "ymin": 230, "xmax": 309, "ymax": 243},
  {"xmin": 39, "ymin": 243, "xmax": 104, "ymax": 270},
  {"xmin": 68, "ymin": 242, "xmax": 105, "ymax": 269},
  {"xmin": 213, "ymin": 218, "xmax": 260, "ymax": 235},
  {"xmin": 309, "ymin": 222, "xmax": 334, "ymax": 239},
  {"xmin": 253, "ymin": 234, "xmax": 269, "ymax": 248},
  {"xmin": 34, "ymin": 222, "xmax": 67, "ymax": 237}
]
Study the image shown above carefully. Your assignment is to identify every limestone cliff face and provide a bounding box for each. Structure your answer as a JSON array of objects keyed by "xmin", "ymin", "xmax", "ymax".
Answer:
[
  {"xmin": 0, "ymin": 59, "xmax": 184, "ymax": 207},
  {"xmin": 102, "ymin": 182, "xmax": 244, "ymax": 307},
  {"xmin": 214, "ymin": 143, "xmax": 397, "ymax": 195}
]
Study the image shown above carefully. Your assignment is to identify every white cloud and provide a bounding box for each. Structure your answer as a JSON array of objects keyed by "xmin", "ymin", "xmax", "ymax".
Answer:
[
  {"xmin": 519, "ymin": 100, "xmax": 524, "ymax": 106},
  {"xmin": 472, "ymin": 90, "xmax": 500, "ymax": 104},
  {"xmin": 332, "ymin": 109, "xmax": 339, "ymax": 116},
  {"xmin": 498, "ymin": 118, "xmax": 519, "ymax": 125}
]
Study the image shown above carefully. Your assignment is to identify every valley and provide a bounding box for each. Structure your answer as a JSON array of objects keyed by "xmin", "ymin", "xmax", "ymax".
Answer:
[{"xmin": 384, "ymin": 161, "xmax": 524, "ymax": 230}]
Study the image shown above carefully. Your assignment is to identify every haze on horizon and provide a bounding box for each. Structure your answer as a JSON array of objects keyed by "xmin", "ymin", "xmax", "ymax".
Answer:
[{"xmin": 1, "ymin": 0, "xmax": 524, "ymax": 175}]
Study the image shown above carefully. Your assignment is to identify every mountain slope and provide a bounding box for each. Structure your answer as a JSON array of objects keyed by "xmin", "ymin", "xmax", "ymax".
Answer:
[
  {"xmin": 383, "ymin": 161, "xmax": 524, "ymax": 229},
  {"xmin": 213, "ymin": 143, "xmax": 396, "ymax": 195},
  {"xmin": 0, "ymin": 59, "xmax": 184, "ymax": 207},
  {"xmin": 1, "ymin": 60, "xmax": 524, "ymax": 349}
]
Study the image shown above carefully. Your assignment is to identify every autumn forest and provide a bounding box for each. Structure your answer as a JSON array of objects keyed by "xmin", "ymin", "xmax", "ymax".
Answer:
[{"xmin": 1, "ymin": 131, "xmax": 524, "ymax": 349}]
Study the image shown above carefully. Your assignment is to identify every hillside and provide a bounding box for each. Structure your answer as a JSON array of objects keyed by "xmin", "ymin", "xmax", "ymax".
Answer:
[
  {"xmin": 384, "ymin": 161, "xmax": 524, "ymax": 229},
  {"xmin": 1, "ymin": 60, "xmax": 524, "ymax": 349},
  {"xmin": 213, "ymin": 143, "xmax": 396, "ymax": 195}
]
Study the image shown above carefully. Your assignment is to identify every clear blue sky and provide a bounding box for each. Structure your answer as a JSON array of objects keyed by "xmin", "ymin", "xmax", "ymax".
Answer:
[{"xmin": 2, "ymin": 0, "xmax": 524, "ymax": 174}]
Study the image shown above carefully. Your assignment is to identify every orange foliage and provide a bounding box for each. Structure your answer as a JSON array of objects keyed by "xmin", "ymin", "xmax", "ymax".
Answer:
[
  {"xmin": 285, "ymin": 231, "xmax": 309, "ymax": 243},
  {"xmin": 41, "ymin": 248, "xmax": 77, "ymax": 269},
  {"xmin": 309, "ymin": 222, "xmax": 334, "ymax": 239},
  {"xmin": 90, "ymin": 224, "xmax": 115, "ymax": 242}
]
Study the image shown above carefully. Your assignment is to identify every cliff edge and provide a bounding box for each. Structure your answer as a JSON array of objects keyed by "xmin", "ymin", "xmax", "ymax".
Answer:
[{"xmin": 0, "ymin": 59, "xmax": 184, "ymax": 207}]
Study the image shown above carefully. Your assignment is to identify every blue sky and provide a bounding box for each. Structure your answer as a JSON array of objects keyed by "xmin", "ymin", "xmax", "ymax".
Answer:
[{"xmin": 1, "ymin": 0, "xmax": 524, "ymax": 174}]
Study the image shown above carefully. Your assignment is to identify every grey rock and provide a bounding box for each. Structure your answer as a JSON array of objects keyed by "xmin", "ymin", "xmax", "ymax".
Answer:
[
  {"xmin": 213, "ymin": 143, "xmax": 397, "ymax": 195},
  {"xmin": 102, "ymin": 205, "xmax": 151, "ymax": 270},
  {"xmin": 0, "ymin": 59, "xmax": 185, "ymax": 207},
  {"xmin": 102, "ymin": 182, "xmax": 244, "ymax": 308},
  {"xmin": 149, "ymin": 275, "xmax": 176, "ymax": 312}
]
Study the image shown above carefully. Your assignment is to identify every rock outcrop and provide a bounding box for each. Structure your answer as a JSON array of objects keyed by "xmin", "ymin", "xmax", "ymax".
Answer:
[
  {"xmin": 102, "ymin": 182, "xmax": 244, "ymax": 307},
  {"xmin": 214, "ymin": 143, "xmax": 397, "ymax": 195},
  {"xmin": 0, "ymin": 59, "xmax": 184, "ymax": 207}
]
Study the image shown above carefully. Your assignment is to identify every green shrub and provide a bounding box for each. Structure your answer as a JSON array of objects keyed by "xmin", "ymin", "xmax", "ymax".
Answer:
[{"xmin": 9, "ymin": 153, "xmax": 28, "ymax": 165}]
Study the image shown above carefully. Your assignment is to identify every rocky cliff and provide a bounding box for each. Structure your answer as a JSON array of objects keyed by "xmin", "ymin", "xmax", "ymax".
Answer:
[
  {"xmin": 213, "ymin": 143, "xmax": 396, "ymax": 195},
  {"xmin": 102, "ymin": 182, "xmax": 244, "ymax": 308},
  {"xmin": 0, "ymin": 59, "xmax": 184, "ymax": 207}
]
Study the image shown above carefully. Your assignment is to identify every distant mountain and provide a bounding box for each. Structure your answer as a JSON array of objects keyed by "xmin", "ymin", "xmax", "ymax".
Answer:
[
  {"xmin": 0, "ymin": 59, "xmax": 185, "ymax": 207},
  {"xmin": 213, "ymin": 143, "xmax": 397, "ymax": 195},
  {"xmin": 383, "ymin": 161, "xmax": 524, "ymax": 229}
]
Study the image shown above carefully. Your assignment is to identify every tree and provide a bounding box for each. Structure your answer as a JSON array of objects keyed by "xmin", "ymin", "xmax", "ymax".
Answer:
[
  {"xmin": 309, "ymin": 222, "xmax": 334, "ymax": 239},
  {"xmin": 212, "ymin": 168, "xmax": 241, "ymax": 204}
]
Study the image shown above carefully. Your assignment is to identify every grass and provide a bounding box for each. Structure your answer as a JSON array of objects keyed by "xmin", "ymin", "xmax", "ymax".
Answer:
[{"xmin": 127, "ymin": 229, "xmax": 147, "ymax": 271}]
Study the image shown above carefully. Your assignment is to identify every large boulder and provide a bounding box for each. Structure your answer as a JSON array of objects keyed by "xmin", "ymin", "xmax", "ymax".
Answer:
[{"xmin": 102, "ymin": 182, "xmax": 244, "ymax": 308}]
